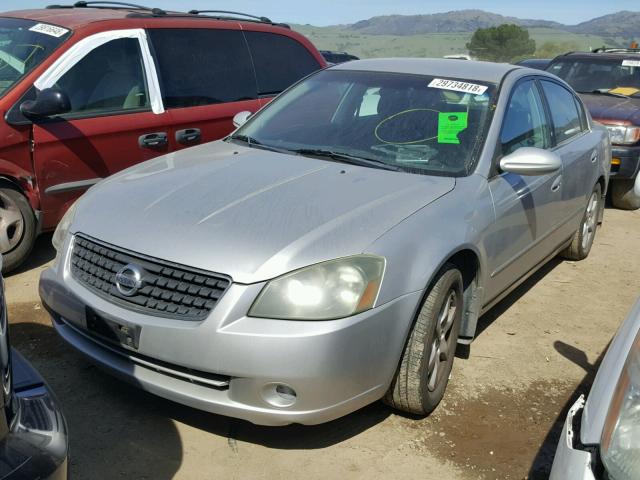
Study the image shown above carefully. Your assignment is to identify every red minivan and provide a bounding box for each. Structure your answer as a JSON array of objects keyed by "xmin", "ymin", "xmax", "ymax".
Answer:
[{"xmin": 0, "ymin": 3, "xmax": 326, "ymax": 271}]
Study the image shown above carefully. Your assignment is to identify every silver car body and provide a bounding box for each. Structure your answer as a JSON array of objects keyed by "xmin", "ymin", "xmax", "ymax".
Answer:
[
  {"xmin": 550, "ymin": 298, "xmax": 640, "ymax": 479},
  {"xmin": 40, "ymin": 59, "xmax": 610, "ymax": 425}
]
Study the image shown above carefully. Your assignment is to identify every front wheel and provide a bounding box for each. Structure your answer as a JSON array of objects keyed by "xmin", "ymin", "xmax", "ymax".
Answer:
[
  {"xmin": 0, "ymin": 187, "xmax": 36, "ymax": 273},
  {"xmin": 383, "ymin": 264, "xmax": 463, "ymax": 415},
  {"xmin": 560, "ymin": 183, "xmax": 602, "ymax": 261}
]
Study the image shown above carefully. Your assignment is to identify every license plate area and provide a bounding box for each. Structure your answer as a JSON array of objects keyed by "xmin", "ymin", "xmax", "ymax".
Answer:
[{"xmin": 85, "ymin": 307, "xmax": 141, "ymax": 350}]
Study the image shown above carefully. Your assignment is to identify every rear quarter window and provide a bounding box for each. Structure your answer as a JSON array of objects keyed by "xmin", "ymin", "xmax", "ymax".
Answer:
[{"xmin": 243, "ymin": 31, "xmax": 322, "ymax": 96}]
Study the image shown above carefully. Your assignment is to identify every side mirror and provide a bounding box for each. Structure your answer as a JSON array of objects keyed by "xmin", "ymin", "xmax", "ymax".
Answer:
[
  {"xmin": 232, "ymin": 110, "xmax": 252, "ymax": 128},
  {"xmin": 19, "ymin": 88, "xmax": 71, "ymax": 120},
  {"xmin": 499, "ymin": 147, "xmax": 562, "ymax": 176}
]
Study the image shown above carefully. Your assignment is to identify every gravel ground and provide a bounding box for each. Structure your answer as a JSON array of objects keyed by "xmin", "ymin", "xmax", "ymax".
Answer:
[{"xmin": 5, "ymin": 206, "xmax": 640, "ymax": 480}]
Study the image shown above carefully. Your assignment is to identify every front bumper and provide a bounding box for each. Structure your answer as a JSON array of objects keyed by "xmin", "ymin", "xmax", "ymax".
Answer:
[
  {"xmin": 2, "ymin": 349, "xmax": 68, "ymax": 480},
  {"xmin": 611, "ymin": 145, "xmax": 640, "ymax": 180},
  {"xmin": 39, "ymin": 238, "xmax": 421, "ymax": 426},
  {"xmin": 549, "ymin": 395, "xmax": 597, "ymax": 480}
]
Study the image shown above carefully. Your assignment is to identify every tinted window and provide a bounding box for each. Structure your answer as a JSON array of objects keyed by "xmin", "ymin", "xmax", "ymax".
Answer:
[
  {"xmin": 56, "ymin": 38, "xmax": 149, "ymax": 115},
  {"xmin": 547, "ymin": 57, "xmax": 640, "ymax": 92},
  {"xmin": 244, "ymin": 31, "xmax": 321, "ymax": 96},
  {"xmin": 500, "ymin": 80, "xmax": 550, "ymax": 156},
  {"xmin": 540, "ymin": 81, "xmax": 583, "ymax": 144},
  {"xmin": 148, "ymin": 29, "xmax": 256, "ymax": 108}
]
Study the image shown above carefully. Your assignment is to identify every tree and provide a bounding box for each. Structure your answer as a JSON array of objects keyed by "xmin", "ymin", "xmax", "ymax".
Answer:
[
  {"xmin": 535, "ymin": 41, "xmax": 579, "ymax": 59},
  {"xmin": 466, "ymin": 24, "xmax": 536, "ymax": 62}
]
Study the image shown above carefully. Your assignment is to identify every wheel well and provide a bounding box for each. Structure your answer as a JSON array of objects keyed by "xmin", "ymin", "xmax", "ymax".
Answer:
[
  {"xmin": 0, "ymin": 176, "xmax": 25, "ymax": 194},
  {"xmin": 597, "ymin": 175, "xmax": 606, "ymax": 196},
  {"xmin": 446, "ymin": 249, "xmax": 481, "ymax": 342}
]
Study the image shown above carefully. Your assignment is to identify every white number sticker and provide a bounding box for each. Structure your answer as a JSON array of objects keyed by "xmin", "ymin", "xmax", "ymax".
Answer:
[
  {"xmin": 29, "ymin": 23, "xmax": 69, "ymax": 38},
  {"xmin": 622, "ymin": 59, "xmax": 640, "ymax": 67},
  {"xmin": 428, "ymin": 78, "xmax": 488, "ymax": 95}
]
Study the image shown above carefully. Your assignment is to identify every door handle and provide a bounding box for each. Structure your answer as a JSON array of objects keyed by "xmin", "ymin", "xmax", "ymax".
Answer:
[
  {"xmin": 590, "ymin": 151, "xmax": 598, "ymax": 163},
  {"xmin": 138, "ymin": 132, "xmax": 168, "ymax": 149},
  {"xmin": 551, "ymin": 176, "xmax": 562, "ymax": 192},
  {"xmin": 175, "ymin": 128, "xmax": 202, "ymax": 145}
]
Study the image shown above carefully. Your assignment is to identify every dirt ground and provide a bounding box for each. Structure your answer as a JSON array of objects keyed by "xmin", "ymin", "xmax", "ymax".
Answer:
[{"xmin": 5, "ymin": 206, "xmax": 640, "ymax": 480}]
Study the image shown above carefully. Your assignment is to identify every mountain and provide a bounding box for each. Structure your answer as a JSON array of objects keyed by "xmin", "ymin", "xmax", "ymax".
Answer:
[
  {"xmin": 347, "ymin": 9, "xmax": 563, "ymax": 35},
  {"xmin": 570, "ymin": 11, "xmax": 640, "ymax": 39}
]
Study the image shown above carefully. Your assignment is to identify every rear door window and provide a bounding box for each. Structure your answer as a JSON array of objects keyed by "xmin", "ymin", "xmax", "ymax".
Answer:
[
  {"xmin": 147, "ymin": 29, "xmax": 257, "ymax": 108},
  {"xmin": 243, "ymin": 31, "xmax": 321, "ymax": 96},
  {"xmin": 539, "ymin": 80, "xmax": 583, "ymax": 144}
]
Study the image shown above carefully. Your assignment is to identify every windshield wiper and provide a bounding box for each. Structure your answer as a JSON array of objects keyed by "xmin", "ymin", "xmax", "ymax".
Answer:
[
  {"xmin": 577, "ymin": 89, "xmax": 629, "ymax": 98},
  {"xmin": 292, "ymin": 148, "xmax": 401, "ymax": 171},
  {"xmin": 227, "ymin": 134, "xmax": 290, "ymax": 154}
]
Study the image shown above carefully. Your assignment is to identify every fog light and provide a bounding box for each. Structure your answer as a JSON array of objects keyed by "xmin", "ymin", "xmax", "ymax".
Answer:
[{"xmin": 261, "ymin": 383, "xmax": 298, "ymax": 408}]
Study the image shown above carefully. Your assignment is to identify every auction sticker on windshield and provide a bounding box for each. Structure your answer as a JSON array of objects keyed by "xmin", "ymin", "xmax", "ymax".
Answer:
[
  {"xmin": 428, "ymin": 78, "xmax": 488, "ymax": 95},
  {"xmin": 622, "ymin": 59, "xmax": 640, "ymax": 67},
  {"xmin": 28, "ymin": 23, "xmax": 69, "ymax": 38}
]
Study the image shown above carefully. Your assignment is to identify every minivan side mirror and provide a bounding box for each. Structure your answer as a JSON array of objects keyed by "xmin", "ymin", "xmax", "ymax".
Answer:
[
  {"xmin": 499, "ymin": 147, "xmax": 562, "ymax": 176},
  {"xmin": 19, "ymin": 88, "xmax": 71, "ymax": 120},
  {"xmin": 232, "ymin": 111, "xmax": 252, "ymax": 128}
]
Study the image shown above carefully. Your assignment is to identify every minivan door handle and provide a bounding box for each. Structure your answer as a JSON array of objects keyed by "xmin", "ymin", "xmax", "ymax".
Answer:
[
  {"xmin": 175, "ymin": 128, "xmax": 201, "ymax": 145},
  {"xmin": 138, "ymin": 132, "xmax": 168, "ymax": 149}
]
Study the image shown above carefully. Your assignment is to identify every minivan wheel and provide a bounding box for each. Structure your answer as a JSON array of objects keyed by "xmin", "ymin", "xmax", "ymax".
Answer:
[
  {"xmin": 561, "ymin": 184, "xmax": 602, "ymax": 261},
  {"xmin": 0, "ymin": 188, "xmax": 36, "ymax": 273},
  {"xmin": 611, "ymin": 179, "xmax": 640, "ymax": 210},
  {"xmin": 383, "ymin": 263, "xmax": 463, "ymax": 415}
]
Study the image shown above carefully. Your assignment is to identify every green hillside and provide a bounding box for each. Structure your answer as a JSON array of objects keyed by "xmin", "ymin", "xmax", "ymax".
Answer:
[{"xmin": 293, "ymin": 25, "xmax": 618, "ymax": 59}]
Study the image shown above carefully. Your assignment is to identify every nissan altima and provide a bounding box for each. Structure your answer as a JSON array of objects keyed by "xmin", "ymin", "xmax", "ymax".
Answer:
[{"xmin": 39, "ymin": 59, "xmax": 610, "ymax": 425}]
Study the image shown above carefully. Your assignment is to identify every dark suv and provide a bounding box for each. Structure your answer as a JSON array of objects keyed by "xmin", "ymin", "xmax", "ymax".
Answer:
[
  {"xmin": 0, "ymin": 2, "xmax": 326, "ymax": 271},
  {"xmin": 547, "ymin": 48, "xmax": 640, "ymax": 209}
]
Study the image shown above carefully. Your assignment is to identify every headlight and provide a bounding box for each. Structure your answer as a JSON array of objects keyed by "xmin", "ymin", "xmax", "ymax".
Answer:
[
  {"xmin": 51, "ymin": 201, "xmax": 78, "ymax": 251},
  {"xmin": 605, "ymin": 124, "xmax": 640, "ymax": 146},
  {"xmin": 601, "ymin": 331, "xmax": 640, "ymax": 480},
  {"xmin": 249, "ymin": 255, "xmax": 385, "ymax": 320}
]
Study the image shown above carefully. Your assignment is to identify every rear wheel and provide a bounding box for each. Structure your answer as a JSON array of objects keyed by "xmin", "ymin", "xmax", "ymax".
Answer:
[
  {"xmin": 561, "ymin": 184, "xmax": 601, "ymax": 261},
  {"xmin": 611, "ymin": 179, "xmax": 640, "ymax": 210},
  {"xmin": 383, "ymin": 264, "xmax": 463, "ymax": 415},
  {"xmin": 0, "ymin": 187, "xmax": 36, "ymax": 273}
]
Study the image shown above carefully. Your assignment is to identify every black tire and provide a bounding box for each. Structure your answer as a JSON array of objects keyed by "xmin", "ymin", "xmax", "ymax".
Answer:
[
  {"xmin": 561, "ymin": 184, "xmax": 602, "ymax": 261},
  {"xmin": 0, "ymin": 187, "xmax": 36, "ymax": 273},
  {"xmin": 383, "ymin": 263, "xmax": 463, "ymax": 415},
  {"xmin": 611, "ymin": 179, "xmax": 640, "ymax": 210}
]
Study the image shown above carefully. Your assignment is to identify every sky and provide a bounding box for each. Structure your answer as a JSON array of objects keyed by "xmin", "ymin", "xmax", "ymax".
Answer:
[{"xmin": 2, "ymin": 0, "xmax": 637, "ymax": 26}]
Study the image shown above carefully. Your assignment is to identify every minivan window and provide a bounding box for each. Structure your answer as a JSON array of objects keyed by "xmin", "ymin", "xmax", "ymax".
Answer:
[
  {"xmin": 148, "ymin": 29, "xmax": 256, "ymax": 108},
  {"xmin": 0, "ymin": 18, "xmax": 71, "ymax": 98},
  {"xmin": 500, "ymin": 80, "xmax": 550, "ymax": 156},
  {"xmin": 244, "ymin": 31, "xmax": 322, "ymax": 96},
  {"xmin": 540, "ymin": 81, "xmax": 583, "ymax": 144},
  {"xmin": 56, "ymin": 38, "xmax": 149, "ymax": 115}
]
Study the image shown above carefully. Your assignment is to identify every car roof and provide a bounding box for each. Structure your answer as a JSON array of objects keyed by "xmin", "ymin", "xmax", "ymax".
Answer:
[
  {"xmin": 330, "ymin": 58, "xmax": 521, "ymax": 84},
  {"xmin": 1, "ymin": 7, "xmax": 288, "ymax": 30},
  {"xmin": 555, "ymin": 51, "xmax": 640, "ymax": 61}
]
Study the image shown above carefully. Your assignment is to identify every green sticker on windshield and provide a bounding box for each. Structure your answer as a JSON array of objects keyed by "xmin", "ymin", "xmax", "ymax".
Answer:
[{"xmin": 438, "ymin": 112, "xmax": 468, "ymax": 144}]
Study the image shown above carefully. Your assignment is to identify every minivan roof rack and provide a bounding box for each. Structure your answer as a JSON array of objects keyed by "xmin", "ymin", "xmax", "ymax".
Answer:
[
  {"xmin": 187, "ymin": 10, "xmax": 272, "ymax": 23},
  {"xmin": 47, "ymin": 1, "xmax": 166, "ymax": 15}
]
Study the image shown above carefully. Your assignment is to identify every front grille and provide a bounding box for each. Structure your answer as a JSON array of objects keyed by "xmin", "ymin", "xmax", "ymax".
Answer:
[{"xmin": 71, "ymin": 235, "xmax": 231, "ymax": 320}]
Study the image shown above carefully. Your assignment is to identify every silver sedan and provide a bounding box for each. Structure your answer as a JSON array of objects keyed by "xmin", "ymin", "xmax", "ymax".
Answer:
[
  {"xmin": 40, "ymin": 59, "xmax": 610, "ymax": 425},
  {"xmin": 550, "ymin": 298, "xmax": 640, "ymax": 480}
]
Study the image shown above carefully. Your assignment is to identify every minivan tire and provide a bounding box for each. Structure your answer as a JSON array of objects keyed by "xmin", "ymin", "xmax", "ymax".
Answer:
[
  {"xmin": 561, "ymin": 183, "xmax": 602, "ymax": 261},
  {"xmin": 383, "ymin": 263, "xmax": 463, "ymax": 416},
  {"xmin": 611, "ymin": 179, "xmax": 640, "ymax": 210},
  {"xmin": 0, "ymin": 187, "xmax": 36, "ymax": 273}
]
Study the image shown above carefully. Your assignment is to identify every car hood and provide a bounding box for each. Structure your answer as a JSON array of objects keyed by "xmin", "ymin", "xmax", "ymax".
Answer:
[
  {"xmin": 579, "ymin": 93, "xmax": 640, "ymax": 124},
  {"xmin": 72, "ymin": 141, "xmax": 455, "ymax": 284}
]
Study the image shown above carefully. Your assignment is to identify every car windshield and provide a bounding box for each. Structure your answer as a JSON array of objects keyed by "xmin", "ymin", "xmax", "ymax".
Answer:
[
  {"xmin": 232, "ymin": 69, "xmax": 497, "ymax": 176},
  {"xmin": 548, "ymin": 57, "xmax": 640, "ymax": 96},
  {"xmin": 0, "ymin": 17, "xmax": 71, "ymax": 98}
]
